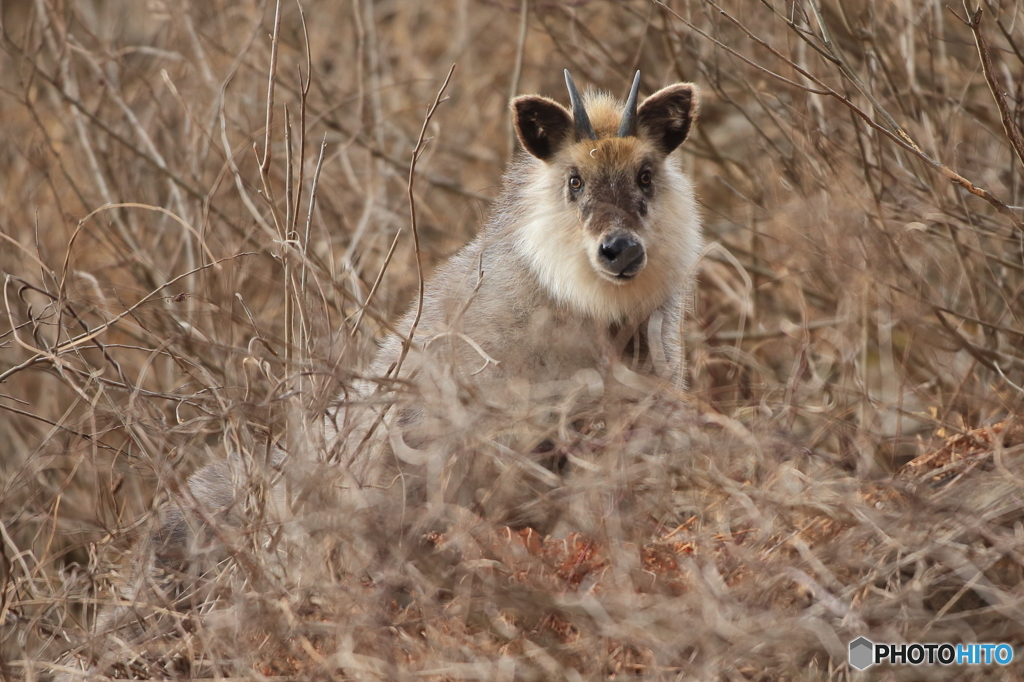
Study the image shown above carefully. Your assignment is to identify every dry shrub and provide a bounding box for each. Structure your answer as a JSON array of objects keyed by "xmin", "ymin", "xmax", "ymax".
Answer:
[{"xmin": 2, "ymin": 0, "xmax": 1023, "ymax": 680}]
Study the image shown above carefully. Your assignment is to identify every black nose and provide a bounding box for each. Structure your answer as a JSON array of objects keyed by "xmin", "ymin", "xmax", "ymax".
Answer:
[{"xmin": 597, "ymin": 234, "xmax": 645, "ymax": 277}]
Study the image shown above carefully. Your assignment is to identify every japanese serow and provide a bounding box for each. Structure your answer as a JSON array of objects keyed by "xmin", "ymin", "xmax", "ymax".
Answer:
[
  {"xmin": 329, "ymin": 70, "xmax": 703, "ymax": 482},
  {"xmin": 62, "ymin": 74, "xmax": 704, "ymax": 679}
]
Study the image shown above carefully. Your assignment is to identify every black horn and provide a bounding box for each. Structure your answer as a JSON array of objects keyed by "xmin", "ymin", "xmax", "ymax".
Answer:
[
  {"xmin": 564, "ymin": 69, "xmax": 597, "ymax": 141},
  {"xmin": 617, "ymin": 71, "xmax": 642, "ymax": 138}
]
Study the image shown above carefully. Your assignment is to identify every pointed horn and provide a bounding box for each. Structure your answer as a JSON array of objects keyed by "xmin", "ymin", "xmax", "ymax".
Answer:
[
  {"xmin": 564, "ymin": 69, "xmax": 597, "ymax": 141},
  {"xmin": 617, "ymin": 70, "xmax": 642, "ymax": 138}
]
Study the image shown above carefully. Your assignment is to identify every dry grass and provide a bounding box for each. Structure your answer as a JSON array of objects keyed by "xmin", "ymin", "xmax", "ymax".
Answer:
[{"xmin": 2, "ymin": 0, "xmax": 1024, "ymax": 679}]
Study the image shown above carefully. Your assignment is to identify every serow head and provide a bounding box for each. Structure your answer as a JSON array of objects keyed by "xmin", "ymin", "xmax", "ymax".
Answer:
[{"xmin": 511, "ymin": 70, "xmax": 698, "ymax": 284}]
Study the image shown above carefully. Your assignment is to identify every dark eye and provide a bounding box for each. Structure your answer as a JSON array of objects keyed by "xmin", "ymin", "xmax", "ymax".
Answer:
[
  {"xmin": 638, "ymin": 170, "xmax": 652, "ymax": 187},
  {"xmin": 569, "ymin": 174, "xmax": 583, "ymax": 191}
]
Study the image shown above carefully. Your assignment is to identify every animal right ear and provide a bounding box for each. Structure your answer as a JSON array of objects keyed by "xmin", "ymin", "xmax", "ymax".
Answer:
[
  {"xmin": 636, "ymin": 83, "xmax": 698, "ymax": 155},
  {"xmin": 512, "ymin": 96, "xmax": 574, "ymax": 161}
]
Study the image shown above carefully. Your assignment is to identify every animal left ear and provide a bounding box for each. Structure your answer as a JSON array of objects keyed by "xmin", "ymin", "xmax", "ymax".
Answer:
[
  {"xmin": 636, "ymin": 83, "xmax": 699, "ymax": 155},
  {"xmin": 511, "ymin": 95, "xmax": 575, "ymax": 161}
]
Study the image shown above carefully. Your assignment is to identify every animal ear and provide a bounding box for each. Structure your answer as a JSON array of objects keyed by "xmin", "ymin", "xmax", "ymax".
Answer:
[
  {"xmin": 511, "ymin": 95, "xmax": 575, "ymax": 161},
  {"xmin": 636, "ymin": 83, "xmax": 698, "ymax": 155}
]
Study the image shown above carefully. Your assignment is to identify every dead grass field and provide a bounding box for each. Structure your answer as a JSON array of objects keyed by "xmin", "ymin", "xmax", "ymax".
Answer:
[{"xmin": 2, "ymin": 0, "xmax": 1024, "ymax": 679}]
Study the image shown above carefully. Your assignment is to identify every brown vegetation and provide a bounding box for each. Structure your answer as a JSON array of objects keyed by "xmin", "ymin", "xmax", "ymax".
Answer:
[{"xmin": 2, "ymin": 0, "xmax": 1024, "ymax": 679}]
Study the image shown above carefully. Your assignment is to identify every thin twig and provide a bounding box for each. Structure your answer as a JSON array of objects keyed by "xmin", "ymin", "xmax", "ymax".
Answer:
[
  {"xmin": 0, "ymin": 402, "xmax": 114, "ymax": 448},
  {"xmin": 260, "ymin": 0, "xmax": 282, "ymax": 176},
  {"xmin": 293, "ymin": 1, "xmax": 313, "ymax": 238},
  {"xmin": 507, "ymin": 0, "xmax": 529, "ymax": 159},
  {"xmin": 956, "ymin": 3, "xmax": 1024, "ymax": 171},
  {"xmin": 349, "ymin": 229, "xmax": 401, "ymax": 337},
  {"xmin": 392, "ymin": 64, "xmax": 457, "ymax": 382},
  {"xmin": 301, "ymin": 136, "xmax": 328, "ymax": 296}
]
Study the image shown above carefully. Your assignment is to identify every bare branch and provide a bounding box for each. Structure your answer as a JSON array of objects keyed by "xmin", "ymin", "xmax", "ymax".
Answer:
[
  {"xmin": 957, "ymin": 3, "xmax": 1024, "ymax": 171},
  {"xmin": 393, "ymin": 64, "xmax": 458, "ymax": 381}
]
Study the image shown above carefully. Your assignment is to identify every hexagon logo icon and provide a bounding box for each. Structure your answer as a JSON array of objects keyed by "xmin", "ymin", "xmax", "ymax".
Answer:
[{"xmin": 849, "ymin": 637, "xmax": 874, "ymax": 671}]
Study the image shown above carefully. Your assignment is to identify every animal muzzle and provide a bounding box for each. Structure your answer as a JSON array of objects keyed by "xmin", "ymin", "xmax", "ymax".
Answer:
[{"xmin": 597, "ymin": 232, "xmax": 646, "ymax": 279}]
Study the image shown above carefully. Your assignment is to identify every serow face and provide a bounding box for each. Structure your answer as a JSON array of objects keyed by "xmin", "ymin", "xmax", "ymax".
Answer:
[
  {"xmin": 564, "ymin": 156, "xmax": 654, "ymax": 282},
  {"xmin": 512, "ymin": 70, "xmax": 698, "ymax": 286}
]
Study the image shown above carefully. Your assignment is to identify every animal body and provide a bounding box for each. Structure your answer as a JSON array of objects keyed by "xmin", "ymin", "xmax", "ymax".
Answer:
[{"xmin": 327, "ymin": 71, "xmax": 703, "ymax": 485}]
